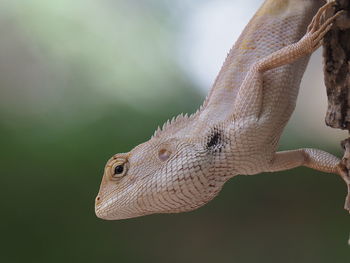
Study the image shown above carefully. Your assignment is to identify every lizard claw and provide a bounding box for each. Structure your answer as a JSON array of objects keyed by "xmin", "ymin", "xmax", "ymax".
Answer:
[
  {"xmin": 307, "ymin": 1, "xmax": 335, "ymax": 33},
  {"xmin": 337, "ymin": 164, "xmax": 350, "ymax": 212},
  {"xmin": 338, "ymin": 138, "xmax": 350, "ymax": 213},
  {"xmin": 304, "ymin": 1, "xmax": 343, "ymax": 51}
]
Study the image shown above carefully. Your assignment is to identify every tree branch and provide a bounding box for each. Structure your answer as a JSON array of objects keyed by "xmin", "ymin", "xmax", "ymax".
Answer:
[{"xmin": 323, "ymin": 0, "xmax": 350, "ymax": 212}]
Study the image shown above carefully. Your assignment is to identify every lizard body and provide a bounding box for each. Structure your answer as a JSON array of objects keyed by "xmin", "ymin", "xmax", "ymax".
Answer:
[{"xmin": 95, "ymin": 0, "xmax": 344, "ymax": 220}]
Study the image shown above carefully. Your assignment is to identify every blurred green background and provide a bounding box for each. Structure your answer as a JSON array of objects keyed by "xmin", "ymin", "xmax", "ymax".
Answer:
[{"xmin": 1, "ymin": 0, "xmax": 349, "ymax": 262}]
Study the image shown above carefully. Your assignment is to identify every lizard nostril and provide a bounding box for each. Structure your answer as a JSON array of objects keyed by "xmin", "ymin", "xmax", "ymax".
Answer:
[{"xmin": 96, "ymin": 196, "xmax": 101, "ymax": 203}]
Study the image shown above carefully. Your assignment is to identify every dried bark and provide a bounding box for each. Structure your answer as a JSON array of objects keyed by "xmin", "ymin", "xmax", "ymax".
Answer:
[{"xmin": 323, "ymin": 0, "xmax": 350, "ymax": 212}]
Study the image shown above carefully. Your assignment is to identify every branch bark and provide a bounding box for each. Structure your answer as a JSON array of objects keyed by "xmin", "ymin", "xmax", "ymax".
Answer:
[{"xmin": 323, "ymin": 0, "xmax": 350, "ymax": 212}]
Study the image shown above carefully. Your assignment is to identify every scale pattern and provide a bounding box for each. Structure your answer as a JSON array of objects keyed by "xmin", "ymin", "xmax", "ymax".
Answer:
[{"xmin": 95, "ymin": 0, "xmax": 343, "ymax": 220}]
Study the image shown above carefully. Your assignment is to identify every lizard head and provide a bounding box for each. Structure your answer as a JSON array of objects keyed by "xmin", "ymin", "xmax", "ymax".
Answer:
[{"xmin": 95, "ymin": 114, "xmax": 231, "ymax": 220}]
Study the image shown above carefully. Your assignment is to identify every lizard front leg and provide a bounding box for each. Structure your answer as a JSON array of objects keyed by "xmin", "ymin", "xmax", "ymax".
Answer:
[{"xmin": 233, "ymin": 2, "xmax": 341, "ymax": 119}]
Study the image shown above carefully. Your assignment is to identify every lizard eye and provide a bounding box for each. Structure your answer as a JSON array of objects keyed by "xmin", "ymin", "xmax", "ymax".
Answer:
[
  {"xmin": 114, "ymin": 165, "xmax": 124, "ymax": 174},
  {"xmin": 111, "ymin": 162, "xmax": 127, "ymax": 178}
]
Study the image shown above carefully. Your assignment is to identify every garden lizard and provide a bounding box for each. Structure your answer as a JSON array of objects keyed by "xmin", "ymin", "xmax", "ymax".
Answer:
[{"xmin": 95, "ymin": 0, "xmax": 348, "ymax": 220}]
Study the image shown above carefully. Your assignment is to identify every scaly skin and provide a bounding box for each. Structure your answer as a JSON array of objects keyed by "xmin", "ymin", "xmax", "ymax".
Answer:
[{"xmin": 95, "ymin": 0, "xmax": 343, "ymax": 220}]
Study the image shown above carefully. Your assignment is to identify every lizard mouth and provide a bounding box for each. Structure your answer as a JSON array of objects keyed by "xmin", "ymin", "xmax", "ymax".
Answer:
[
  {"xmin": 94, "ymin": 190, "xmax": 147, "ymax": 220},
  {"xmin": 95, "ymin": 201, "xmax": 146, "ymax": 220}
]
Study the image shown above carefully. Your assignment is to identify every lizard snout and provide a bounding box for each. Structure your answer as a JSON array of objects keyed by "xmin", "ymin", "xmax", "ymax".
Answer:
[{"xmin": 94, "ymin": 197, "xmax": 106, "ymax": 219}]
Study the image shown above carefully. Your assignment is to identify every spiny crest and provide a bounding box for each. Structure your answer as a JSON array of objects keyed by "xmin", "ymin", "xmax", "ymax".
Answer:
[
  {"xmin": 151, "ymin": 100, "xmax": 207, "ymax": 139},
  {"xmin": 152, "ymin": 113, "xmax": 189, "ymax": 138}
]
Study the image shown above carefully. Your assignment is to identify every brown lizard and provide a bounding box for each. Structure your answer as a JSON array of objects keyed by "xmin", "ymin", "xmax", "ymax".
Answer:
[{"xmin": 95, "ymin": 0, "xmax": 348, "ymax": 220}]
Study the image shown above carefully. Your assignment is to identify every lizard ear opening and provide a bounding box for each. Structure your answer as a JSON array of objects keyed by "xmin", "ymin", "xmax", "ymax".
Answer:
[{"xmin": 158, "ymin": 149, "xmax": 171, "ymax": 161}]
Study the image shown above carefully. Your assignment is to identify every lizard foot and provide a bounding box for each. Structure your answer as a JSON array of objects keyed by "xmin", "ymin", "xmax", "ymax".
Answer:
[
  {"xmin": 303, "ymin": 1, "xmax": 344, "ymax": 52},
  {"xmin": 338, "ymin": 138, "xmax": 350, "ymax": 213}
]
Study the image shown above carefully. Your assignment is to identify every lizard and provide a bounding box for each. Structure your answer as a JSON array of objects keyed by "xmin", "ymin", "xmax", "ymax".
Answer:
[{"xmin": 95, "ymin": 0, "xmax": 349, "ymax": 220}]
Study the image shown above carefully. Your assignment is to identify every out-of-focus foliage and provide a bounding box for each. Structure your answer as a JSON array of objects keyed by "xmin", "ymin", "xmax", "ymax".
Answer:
[{"xmin": 0, "ymin": 1, "xmax": 349, "ymax": 263}]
